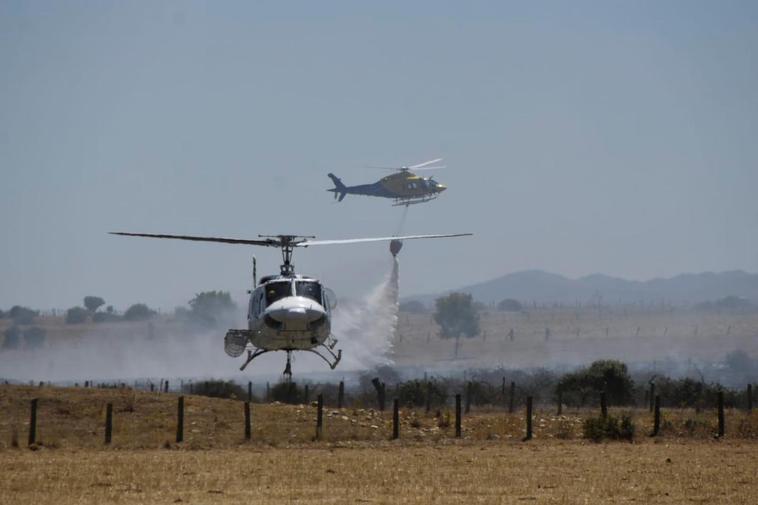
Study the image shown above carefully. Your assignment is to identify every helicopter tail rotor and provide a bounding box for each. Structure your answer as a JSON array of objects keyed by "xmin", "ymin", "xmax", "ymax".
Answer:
[{"xmin": 327, "ymin": 173, "xmax": 347, "ymax": 202}]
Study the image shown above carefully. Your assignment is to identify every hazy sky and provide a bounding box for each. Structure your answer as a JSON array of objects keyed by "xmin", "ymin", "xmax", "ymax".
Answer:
[{"xmin": 1, "ymin": 1, "xmax": 757, "ymax": 311}]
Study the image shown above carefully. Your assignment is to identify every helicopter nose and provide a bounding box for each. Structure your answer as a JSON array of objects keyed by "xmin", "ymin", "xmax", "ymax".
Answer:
[
  {"xmin": 437, "ymin": 184, "xmax": 447, "ymax": 192},
  {"xmin": 268, "ymin": 305, "xmax": 325, "ymax": 323}
]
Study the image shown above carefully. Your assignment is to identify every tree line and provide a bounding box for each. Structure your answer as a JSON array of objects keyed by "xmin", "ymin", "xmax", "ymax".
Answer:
[{"xmin": 1, "ymin": 291, "xmax": 237, "ymax": 351}]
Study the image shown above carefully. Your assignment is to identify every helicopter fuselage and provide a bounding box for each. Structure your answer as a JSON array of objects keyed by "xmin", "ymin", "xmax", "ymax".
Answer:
[{"xmin": 247, "ymin": 274, "xmax": 332, "ymax": 351}]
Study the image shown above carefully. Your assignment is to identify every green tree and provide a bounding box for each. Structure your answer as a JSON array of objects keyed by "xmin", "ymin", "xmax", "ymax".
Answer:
[
  {"xmin": 2, "ymin": 325, "xmax": 22, "ymax": 350},
  {"xmin": 187, "ymin": 291, "xmax": 236, "ymax": 326},
  {"xmin": 65, "ymin": 306, "xmax": 89, "ymax": 324},
  {"xmin": 9, "ymin": 306, "xmax": 38, "ymax": 325},
  {"xmin": 124, "ymin": 303, "xmax": 156, "ymax": 321},
  {"xmin": 83, "ymin": 296, "xmax": 106, "ymax": 313},
  {"xmin": 433, "ymin": 292, "xmax": 480, "ymax": 357}
]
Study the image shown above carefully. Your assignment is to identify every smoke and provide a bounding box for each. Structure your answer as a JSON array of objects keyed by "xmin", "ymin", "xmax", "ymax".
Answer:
[
  {"xmin": 332, "ymin": 257, "xmax": 400, "ymax": 370},
  {"xmin": 0, "ymin": 325, "xmax": 237, "ymax": 383},
  {"xmin": 0, "ymin": 258, "xmax": 402, "ymax": 383}
]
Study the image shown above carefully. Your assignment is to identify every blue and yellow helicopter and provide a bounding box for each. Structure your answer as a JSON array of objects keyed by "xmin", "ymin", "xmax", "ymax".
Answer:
[{"xmin": 327, "ymin": 158, "xmax": 447, "ymax": 206}]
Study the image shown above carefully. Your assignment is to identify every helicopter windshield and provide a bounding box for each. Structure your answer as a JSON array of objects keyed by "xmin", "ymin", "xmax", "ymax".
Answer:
[
  {"xmin": 265, "ymin": 281, "xmax": 292, "ymax": 306},
  {"xmin": 296, "ymin": 281, "xmax": 322, "ymax": 304}
]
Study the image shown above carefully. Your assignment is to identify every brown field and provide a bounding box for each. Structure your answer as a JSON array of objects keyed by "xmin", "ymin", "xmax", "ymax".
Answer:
[
  {"xmin": 3, "ymin": 442, "xmax": 758, "ymax": 505},
  {"xmin": 1, "ymin": 386, "xmax": 758, "ymax": 504}
]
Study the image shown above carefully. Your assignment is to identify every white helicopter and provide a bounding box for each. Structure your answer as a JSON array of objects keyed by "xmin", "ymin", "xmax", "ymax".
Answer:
[{"xmin": 110, "ymin": 231, "xmax": 471, "ymax": 376}]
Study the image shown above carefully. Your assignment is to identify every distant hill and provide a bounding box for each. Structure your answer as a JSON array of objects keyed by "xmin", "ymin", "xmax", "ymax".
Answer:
[{"xmin": 406, "ymin": 270, "xmax": 758, "ymax": 307}]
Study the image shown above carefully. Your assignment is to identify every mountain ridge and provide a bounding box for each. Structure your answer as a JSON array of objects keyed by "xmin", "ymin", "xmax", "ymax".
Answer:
[{"xmin": 405, "ymin": 269, "xmax": 758, "ymax": 306}]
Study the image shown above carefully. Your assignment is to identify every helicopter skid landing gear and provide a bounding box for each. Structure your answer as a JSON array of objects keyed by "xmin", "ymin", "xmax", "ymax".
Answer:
[
  {"xmin": 304, "ymin": 344, "xmax": 342, "ymax": 370},
  {"xmin": 239, "ymin": 348, "xmax": 272, "ymax": 372},
  {"xmin": 283, "ymin": 351, "xmax": 293, "ymax": 379}
]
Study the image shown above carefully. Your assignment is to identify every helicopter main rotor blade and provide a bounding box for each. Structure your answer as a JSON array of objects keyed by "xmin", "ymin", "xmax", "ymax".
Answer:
[
  {"xmin": 109, "ymin": 232, "xmax": 279, "ymax": 247},
  {"xmin": 408, "ymin": 158, "xmax": 444, "ymax": 169},
  {"xmin": 409, "ymin": 165, "xmax": 445, "ymax": 171},
  {"xmin": 299, "ymin": 233, "xmax": 472, "ymax": 247}
]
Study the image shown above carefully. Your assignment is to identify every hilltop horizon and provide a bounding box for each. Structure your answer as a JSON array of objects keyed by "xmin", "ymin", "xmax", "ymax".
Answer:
[{"xmin": 404, "ymin": 268, "xmax": 758, "ymax": 306}]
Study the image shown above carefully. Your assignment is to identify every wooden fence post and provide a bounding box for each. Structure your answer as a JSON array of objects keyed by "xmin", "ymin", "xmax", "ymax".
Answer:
[
  {"xmin": 176, "ymin": 396, "xmax": 184, "ymax": 443},
  {"xmin": 557, "ymin": 390, "xmax": 563, "ymax": 416},
  {"xmin": 164, "ymin": 380, "xmax": 169, "ymax": 393},
  {"xmin": 508, "ymin": 381, "xmax": 515, "ymax": 414},
  {"xmin": 651, "ymin": 395, "xmax": 661, "ymax": 437},
  {"xmin": 28, "ymin": 399, "xmax": 38, "ymax": 446},
  {"xmin": 244, "ymin": 401, "xmax": 251, "ymax": 440},
  {"xmin": 747, "ymin": 384, "xmax": 752, "ymax": 413},
  {"xmin": 425, "ymin": 381, "xmax": 431, "ymax": 413},
  {"xmin": 455, "ymin": 394, "xmax": 462, "ymax": 438},
  {"xmin": 316, "ymin": 394, "xmax": 324, "ymax": 440},
  {"xmin": 600, "ymin": 392, "xmax": 608, "ymax": 418},
  {"xmin": 717, "ymin": 391, "xmax": 725, "ymax": 438},
  {"xmin": 649, "ymin": 383, "xmax": 655, "ymax": 413},
  {"xmin": 104, "ymin": 403, "xmax": 113, "ymax": 445},
  {"xmin": 247, "ymin": 381, "xmax": 252, "ymax": 402},
  {"xmin": 524, "ymin": 396, "xmax": 533, "ymax": 441},
  {"xmin": 304, "ymin": 384, "xmax": 310, "ymax": 405},
  {"xmin": 338, "ymin": 381, "xmax": 345, "ymax": 409},
  {"xmin": 392, "ymin": 398, "xmax": 400, "ymax": 440}
]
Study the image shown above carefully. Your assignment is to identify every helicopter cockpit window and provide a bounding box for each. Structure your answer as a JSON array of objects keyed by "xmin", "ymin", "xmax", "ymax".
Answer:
[
  {"xmin": 296, "ymin": 281, "xmax": 322, "ymax": 303},
  {"xmin": 265, "ymin": 282, "xmax": 292, "ymax": 306}
]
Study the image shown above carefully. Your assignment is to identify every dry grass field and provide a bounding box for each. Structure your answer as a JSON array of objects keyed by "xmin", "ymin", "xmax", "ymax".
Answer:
[
  {"xmin": 1, "ymin": 385, "xmax": 757, "ymax": 504},
  {"xmin": 3, "ymin": 442, "xmax": 757, "ymax": 505}
]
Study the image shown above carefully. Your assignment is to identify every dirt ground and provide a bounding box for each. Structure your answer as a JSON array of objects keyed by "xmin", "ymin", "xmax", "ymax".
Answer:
[
  {"xmin": 2, "ymin": 441, "xmax": 757, "ymax": 504},
  {"xmin": 1, "ymin": 386, "xmax": 757, "ymax": 504}
]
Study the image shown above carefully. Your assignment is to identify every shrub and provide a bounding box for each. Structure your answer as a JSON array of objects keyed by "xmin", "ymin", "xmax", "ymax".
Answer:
[
  {"xmin": 557, "ymin": 360, "xmax": 635, "ymax": 407},
  {"xmin": 582, "ymin": 414, "xmax": 635, "ymax": 442},
  {"xmin": 23, "ymin": 326, "xmax": 46, "ymax": 349},
  {"xmin": 497, "ymin": 299, "xmax": 523, "ymax": 312},
  {"xmin": 191, "ymin": 380, "xmax": 247, "ymax": 400},
  {"xmin": 466, "ymin": 380, "xmax": 499, "ymax": 406},
  {"xmin": 65, "ymin": 307, "xmax": 89, "ymax": 324},
  {"xmin": 397, "ymin": 379, "xmax": 448, "ymax": 408},
  {"xmin": 270, "ymin": 381, "xmax": 304, "ymax": 404},
  {"xmin": 124, "ymin": 303, "xmax": 156, "ymax": 321}
]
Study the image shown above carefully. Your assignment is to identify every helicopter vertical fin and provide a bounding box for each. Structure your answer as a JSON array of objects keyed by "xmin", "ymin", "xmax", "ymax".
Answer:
[{"xmin": 327, "ymin": 173, "xmax": 347, "ymax": 202}]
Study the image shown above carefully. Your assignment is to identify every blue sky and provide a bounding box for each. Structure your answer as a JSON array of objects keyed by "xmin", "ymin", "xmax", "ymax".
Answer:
[{"xmin": 1, "ymin": 1, "xmax": 757, "ymax": 310}]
